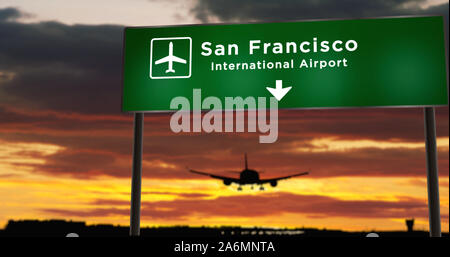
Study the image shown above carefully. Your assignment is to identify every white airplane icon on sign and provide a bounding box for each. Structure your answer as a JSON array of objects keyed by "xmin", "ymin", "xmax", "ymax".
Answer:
[{"xmin": 154, "ymin": 42, "xmax": 187, "ymax": 73}]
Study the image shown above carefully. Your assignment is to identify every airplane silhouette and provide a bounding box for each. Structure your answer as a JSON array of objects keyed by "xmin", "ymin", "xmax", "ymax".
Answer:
[
  {"xmin": 155, "ymin": 42, "xmax": 187, "ymax": 73},
  {"xmin": 189, "ymin": 154, "xmax": 309, "ymax": 191}
]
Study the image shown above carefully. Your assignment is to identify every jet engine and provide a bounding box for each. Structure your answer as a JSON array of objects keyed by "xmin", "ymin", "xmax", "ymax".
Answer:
[
  {"xmin": 270, "ymin": 181, "xmax": 277, "ymax": 187},
  {"xmin": 223, "ymin": 180, "xmax": 232, "ymax": 186}
]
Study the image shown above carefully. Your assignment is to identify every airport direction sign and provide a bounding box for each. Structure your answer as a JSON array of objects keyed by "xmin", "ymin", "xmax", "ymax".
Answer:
[{"xmin": 122, "ymin": 16, "xmax": 448, "ymax": 112}]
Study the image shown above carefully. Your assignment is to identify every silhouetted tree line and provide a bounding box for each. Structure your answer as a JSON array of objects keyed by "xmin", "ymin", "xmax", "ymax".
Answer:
[{"xmin": 0, "ymin": 219, "xmax": 446, "ymax": 237}]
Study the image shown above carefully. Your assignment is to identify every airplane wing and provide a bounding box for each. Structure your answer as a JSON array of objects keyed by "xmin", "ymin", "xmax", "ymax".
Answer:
[
  {"xmin": 259, "ymin": 172, "xmax": 309, "ymax": 184},
  {"xmin": 171, "ymin": 56, "xmax": 187, "ymax": 64},
  {"xmin": 189, "ymin": 169, "xmax": 240, "ymax": 183},
  {"xmin": 155, "ymin": 56, "xmax": 171, "ymax": 64}
]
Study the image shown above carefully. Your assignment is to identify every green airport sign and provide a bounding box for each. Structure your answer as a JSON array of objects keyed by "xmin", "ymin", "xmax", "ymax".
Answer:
[{"xmin": 122, "ymin": 16, "xmax": 448, "ymax": 112}]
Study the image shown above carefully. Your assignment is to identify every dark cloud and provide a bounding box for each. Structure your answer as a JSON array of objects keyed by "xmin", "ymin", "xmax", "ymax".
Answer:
[
  {"xmin": 0, "ymin": 105, "xmax": 132, "ymax": 132},
  {"xmin": 0, "ymin": 105, "xmax": 448, "ymax": 179},
  {"xmin": 42, "ymin": 192, "xmax": 438, "ymax": 221},
  {"xmin": 191, "ymin": 0, "xmax": 449, "ymax": 23},
  {"xmin": 0, "ymin": 9, "xmax": 123, "ymax": 114},
  {"xmin": 42, "ymin": 207, "xmax": 129, "ymax": 218},
  {"xmin": 32, "ymin": 149, "xmax": 122, "ymax": 178},
  {"xmin": 0, "ymin": 105, "xmax": 447, "ymax": 146},
  {"xmin": 0, "ymin": 7, "xmax": 29, "ymax": 22},
  {"xmin": 141, "ymin": 191, "xmax": 211, "ymax": 198}
]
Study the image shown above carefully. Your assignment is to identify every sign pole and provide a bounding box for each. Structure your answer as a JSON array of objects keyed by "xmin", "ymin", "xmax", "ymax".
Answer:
[
  {"xmin": 423, "ymin": 107, "xmax": 441, "ymax": 237},
  {"xmin": 130, "ymin": 112, "xmax": 144, "ymax": 236}
]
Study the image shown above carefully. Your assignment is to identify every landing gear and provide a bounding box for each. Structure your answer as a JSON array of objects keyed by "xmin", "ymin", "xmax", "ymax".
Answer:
[
  {"xmin": 259, "ymin": 186, "xmax": 265, "ymax": 191},
  {"xmin": 237, "ymin": 186, "xmax": 243, "ymax": 191}
]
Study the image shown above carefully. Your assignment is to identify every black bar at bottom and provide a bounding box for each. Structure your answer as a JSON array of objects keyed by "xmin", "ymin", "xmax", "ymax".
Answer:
[
  {"xmin": 130, "ymin": 113, "xmax": 144, "ymax": 236},
  {"xmin": 423, "ymin": 107, "xmax": 441, "ymax": 237}
]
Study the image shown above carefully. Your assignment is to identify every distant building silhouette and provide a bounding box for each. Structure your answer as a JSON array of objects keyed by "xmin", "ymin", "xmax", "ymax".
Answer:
[{"xmin": 406, "ymin": 219, "xmax": 415, "ymax": 233}]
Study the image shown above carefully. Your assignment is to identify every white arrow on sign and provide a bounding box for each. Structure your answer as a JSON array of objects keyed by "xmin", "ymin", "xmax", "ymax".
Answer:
[{"xmin": 266, "ymin": 80, "xmax": 292, "ymax": 101}]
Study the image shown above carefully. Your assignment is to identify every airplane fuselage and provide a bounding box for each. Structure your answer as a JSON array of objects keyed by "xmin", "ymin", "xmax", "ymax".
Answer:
[
  {"xmin": 239, "ymin": 169, "xmax": 260, "ymax": 184},
  {"xmin": 166, "ymin": 42, "xmax": 175, "ymax": 73}
]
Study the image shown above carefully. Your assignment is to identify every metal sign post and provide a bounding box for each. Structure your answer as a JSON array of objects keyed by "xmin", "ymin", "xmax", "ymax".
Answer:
[
  {"xmin": 130, "ymin": 112, "xmax": 144, "ymax": 236},
  {"xmin": 424, "ymin": 107, "xmax": 441, "ymax": 237}
]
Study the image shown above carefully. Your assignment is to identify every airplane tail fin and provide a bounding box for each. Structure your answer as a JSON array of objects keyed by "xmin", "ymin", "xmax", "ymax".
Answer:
[
  {"xmin": 244, "ymin": 153, "xmax": 248, "ymax": 170},
  {"xmin": 165, "ymin": 69, "xmax": 175, "ymax": 73}
]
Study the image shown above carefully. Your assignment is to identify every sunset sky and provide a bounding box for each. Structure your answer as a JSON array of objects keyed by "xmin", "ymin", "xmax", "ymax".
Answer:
[{"xmin": 0, "ymin": 0, "xmax": 448, "ymax": 232}]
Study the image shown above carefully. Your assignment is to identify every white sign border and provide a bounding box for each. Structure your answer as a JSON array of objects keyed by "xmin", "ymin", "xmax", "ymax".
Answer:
[{"xmin": 149, "ymin": 36, "xmax": 192, "ymax": 79}]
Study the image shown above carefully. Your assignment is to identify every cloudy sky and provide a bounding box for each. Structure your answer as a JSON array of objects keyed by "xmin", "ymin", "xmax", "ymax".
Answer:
[{"xmin": 0, "ymin": 0, "xmax": 448, "ymax": 232}]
